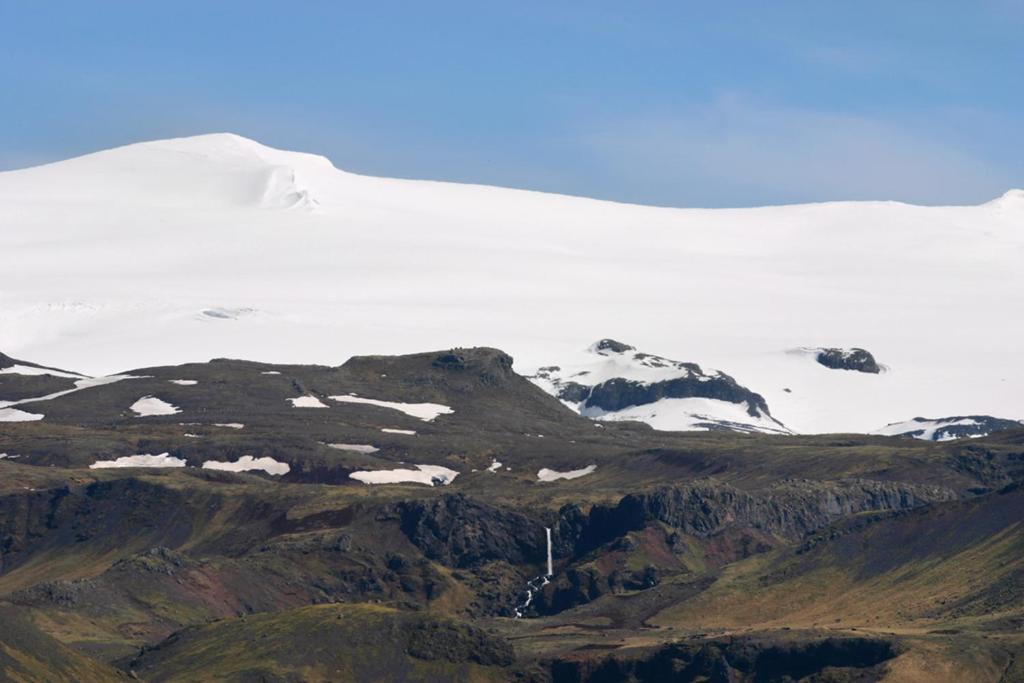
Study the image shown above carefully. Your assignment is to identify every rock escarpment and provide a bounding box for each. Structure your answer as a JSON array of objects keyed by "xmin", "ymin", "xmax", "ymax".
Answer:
[{"xmin": 564, "ymin": 478, "xmax": 956, "ymax": 554}]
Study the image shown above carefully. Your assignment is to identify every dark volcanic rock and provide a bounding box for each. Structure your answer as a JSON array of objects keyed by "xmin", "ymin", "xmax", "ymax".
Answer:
[
  {"xmin": 533, "ymin": 564, "xmax": 660, "ymax": 614},
  {"xmin": 0, "ymin": 479, "xmax": 200, "ymax": 575},
  {"xmin": 398, "ymin": 494, "xmax": 547, "ymax": 569},
  {"xmin": 569, "ymin": 478, "xmax": 956, "ymax": 556},
  {"xmin": 816, "ymin": 347, "xmax": 881, "ymax": 373},
  {"xmin": 549, "ymin": 634, "xmax": 900, "ymax": 683},
  {"xmin": 346, "ymin": 347, "xmax": 516, "ymax": 385},
  {"xmin": 584, "ymin": 374, "xmax": 771, "ymax": 418},
  {"xmin": 524, "ymin": 479, "xmax": 956, "ymax": 616},
  {"xmin": 552, "ymin": 380, "xmax": 591, "ymax": 404},
  {"xmin": 593, "ymin": 339, "xmax": 636, "ymax": 354},
  {"xmin": 532, "ymin": 340, "xmax": 784, "ymax": 430}
]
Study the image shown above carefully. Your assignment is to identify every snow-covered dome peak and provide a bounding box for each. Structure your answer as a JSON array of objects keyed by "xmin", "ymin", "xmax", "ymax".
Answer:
[
  {"xmin": 134, "ymin": 133, "xmax": 336, "ymax": 171},
  {"xmin": 0, "ymin": 133, "xmax": 337, "ymax": 210},
  {"xmin": 986, "ymin": 188, "xmax": 1024, "ymax": 211}
]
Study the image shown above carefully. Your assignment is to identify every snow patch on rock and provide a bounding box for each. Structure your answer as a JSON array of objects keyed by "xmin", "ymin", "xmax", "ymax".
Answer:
[
  {"xmin": 537, "ymin": 464, "xmax": 596, "ymax": 482},
  {"xmin": 2, "ymin": 374, "xmax": 142, "ymax": 409},
  {"xmin": 0, "ymin": 407, "xmax": 45, "ymax": 422},
  {"xmin": 325, "ymin": 443, "xmax": 379, "ymax": 454},
  {"xmin": 585, "ymin": 397, "xmax": 791, "ymax": 434},
  {"xmin": 202, "ymin": 455, "xmax": 289, "ymax": 475},
  {"xmin": 288, "ymin": 395, "xmax": 328, "ymax": 408},
  {"xmin": 90, "ymin": 453, "xmax": 186, "ymax": 469},
  {"xmin": 350, "ymin": 464, "xmax": 459, "ymax": 486},
  {"xmin": 329, "ymin": 394, "xmax": 453, "ymax": 421},
  {"xmin": 130, "ymin": 396, "xmax": 181, "ymax": 416}
]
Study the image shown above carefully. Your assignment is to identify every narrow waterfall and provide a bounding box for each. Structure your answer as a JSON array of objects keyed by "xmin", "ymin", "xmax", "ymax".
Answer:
[
  {"xmin": 514, "ymin": 526, "xmax": 554, "ymax": 619},
  {"xmin": 546, "ymin": 526, "xmax": 553, "ymax": 577}
]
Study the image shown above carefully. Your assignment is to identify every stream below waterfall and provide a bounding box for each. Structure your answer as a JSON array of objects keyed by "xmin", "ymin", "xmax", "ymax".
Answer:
[{"xmin": 514, "ymin": 527, "xmax": 553, "ymax": 618}]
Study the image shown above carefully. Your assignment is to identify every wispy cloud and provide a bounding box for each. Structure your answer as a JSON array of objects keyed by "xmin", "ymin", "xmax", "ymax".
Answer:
[{"xmin": 575, "ymin": 96, "xmax": 1018, "ymax": 207}]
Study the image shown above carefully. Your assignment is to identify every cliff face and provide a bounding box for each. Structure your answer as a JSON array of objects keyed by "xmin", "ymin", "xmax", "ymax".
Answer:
[
  {"xmin": 392, "ymin": 479, "xmax": 957, "ymax": 617},
  {"xmin": 397, "ymin": 494, "xmax": 547, "ymax": 569},
  {"xmin": 0, "ymin": 486, "xmax": 70, "ymax": 573},
  {"xmin": 397, "ymin": 479, "xmax": 955, "ymax": 573},
  {"xmin": 620, "ymin": 479, "xmax": 954, "ymax": 539},
  {"xmin": 0, "ymin": 479, "xmax": 195, "ymax": 576},
  {"xmin": 559, "ymin": 478, "xmax": 956, "ymax": 558}
]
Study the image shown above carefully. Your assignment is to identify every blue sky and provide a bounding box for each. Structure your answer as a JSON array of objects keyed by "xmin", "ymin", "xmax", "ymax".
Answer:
[{"xmin": 1, "ymin": 1, "xmax": 1021, "ymax": 207}]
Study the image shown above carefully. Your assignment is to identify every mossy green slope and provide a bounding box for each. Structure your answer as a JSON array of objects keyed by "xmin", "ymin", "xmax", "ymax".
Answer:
[{"xmin": 127, "ymin": 603, "xmax": 513, "ymax": 682}]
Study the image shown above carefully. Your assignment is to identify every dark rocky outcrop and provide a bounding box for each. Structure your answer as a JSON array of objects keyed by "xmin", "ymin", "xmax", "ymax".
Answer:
[
  {"xmin": 549, "ymin": 634, "xmax": 900, "ymax": 683},
  {"xmin": 534, "ymin": 564, "xmax": 660, "ymax": 614},
  {"xmin": 548, "ymin": 378, "xmax": 590, "ymax": 404},
  {"xmin": 397, "ymin": 494, "xmax": 547, "ymax": 569},
  {"xmin": 0, "ymin": 479, "xmax": 210, "ymax": 576},
  {"xmin": 344, "ymin": 347, "xmax": 517, "ymax": 390},
  {"xmin": 0, "ymin": 486, "xmax": 73, "ymax": 573},
  {"xmin": 532, "ymin": 340, "xmax": 783, "ymax": 430},
  {"xmin": 562, "ymin": 478, "xmax": 956, "ymax": 559},
  {"xmin": 584, "ymin": 374, "xmax": 771, "ymax": 418},
  {"xmin": 592, "ymin": 339, "xmax": 635, "ymax": 354},
  {"xmin": 816, "ymin": 347, "xmax": 881, "ymax": 373},
  {"xmin": 393, "ymin": 479, "xmax": 957, "ymax": 618},
  {"xmin": 887, "ymin": 415, "xmax": 1024, "ymax": 442}
]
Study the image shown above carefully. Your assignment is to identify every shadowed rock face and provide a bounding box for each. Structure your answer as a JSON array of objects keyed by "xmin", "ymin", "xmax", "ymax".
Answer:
[
  {"xmin": 557, "ymin": 479, "xmax": 957, "ymax": 561},
  {"xmin": 0, "ymin": 479, "xmax": 197, "ymax": 575},
  {"xmin": 519, "ymin": 478, "xmax": 959, "ymax": 616},
  {"xmin": 398, "ymin": 479, "xmax": 956, "ymax": 574},
  {"xmin": 584, "ymin": 374, "xmax": 771, "ymax": 418},
  {"xmin": 392, "ymin": 477, "xmax": 959, "ymax": 618},
  {"xmin": 397, "ymin": 494, "xmax": 547, "ymax": 569},
  {"xmin": 549, "ymin": 635, "xmax": 900, "ymax": 683},
  {"xmin": 816, "ymin": 347, "xmax": 881, "ymax": 373}
]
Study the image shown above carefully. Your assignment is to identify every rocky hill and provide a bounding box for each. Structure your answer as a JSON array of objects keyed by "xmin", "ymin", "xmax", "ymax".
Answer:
[{"xmin": 1, "ymin": 346, "xmax": 1023, "ymax": 680}]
